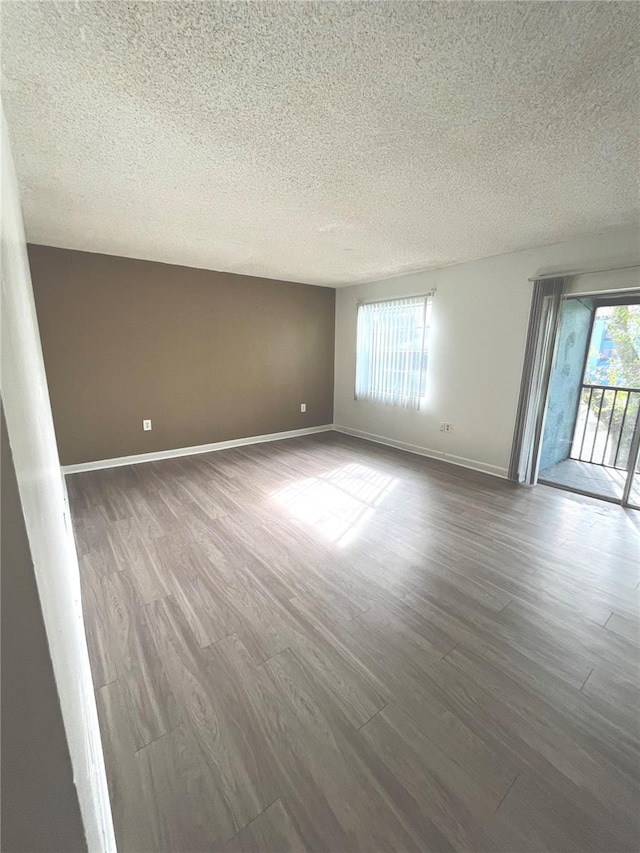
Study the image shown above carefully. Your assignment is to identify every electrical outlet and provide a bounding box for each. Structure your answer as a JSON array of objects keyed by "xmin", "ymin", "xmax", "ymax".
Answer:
[
  {"xmin": 300, "ymin": 403, "xmax": 307, "ymax": 413},
  {"xmin": 440, "ymin": 421, "xmax": 452, "ymax": 432},
  {"xmin": 143, "ymin": 419, "xmax": 152, "ymax": 431},
  {"xmin": 445, "ymin": 422, "xmax": 452, "ymax": 432}
]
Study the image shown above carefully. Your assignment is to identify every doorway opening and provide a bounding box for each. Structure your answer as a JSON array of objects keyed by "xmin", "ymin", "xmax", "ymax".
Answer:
[{"xmin": 538, "ymin": 296, "xmax": 640, "ymax": 507}]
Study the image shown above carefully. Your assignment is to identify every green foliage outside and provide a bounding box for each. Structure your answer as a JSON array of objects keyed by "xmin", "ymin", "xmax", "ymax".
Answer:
[
  {"xmin": 583, "ymin": 305, "xmax": 640, "ymax": 468},
  {"xmin": 589, "ymin": 305, "xmax": 640, "ymax": 389}
]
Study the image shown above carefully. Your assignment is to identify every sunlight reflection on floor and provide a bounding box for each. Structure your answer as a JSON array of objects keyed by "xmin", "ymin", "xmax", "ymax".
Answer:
[{"xmin": 272, "ymin": 463, "xmax": 397, "ymax": 548}]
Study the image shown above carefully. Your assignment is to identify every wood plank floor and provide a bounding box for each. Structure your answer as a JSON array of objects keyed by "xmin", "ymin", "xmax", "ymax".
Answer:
[{"xmin": 67, "ymin": 433, "xmax": 640, "ymax": 852}]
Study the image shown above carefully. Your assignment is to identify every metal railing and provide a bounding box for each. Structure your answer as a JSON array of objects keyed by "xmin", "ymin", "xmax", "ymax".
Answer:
[{"xmin": 570, "ymin": 384, "xmax": 640, "ymax": 469}]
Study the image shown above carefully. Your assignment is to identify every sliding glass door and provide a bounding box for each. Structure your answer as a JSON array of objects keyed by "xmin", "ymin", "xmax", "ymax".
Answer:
[
  {"xmin": 621, "ymin": 413, "xmax": 640, "ymax": 509},
  {"xmin": 538, "ymin": 296, "xmax": 640, "ymax": 507}
]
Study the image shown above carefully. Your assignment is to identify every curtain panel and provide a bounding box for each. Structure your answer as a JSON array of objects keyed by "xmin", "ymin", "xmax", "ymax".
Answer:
[{"xmin": 509, "ymin": 276, "xmax": 568, "ymax": 483}]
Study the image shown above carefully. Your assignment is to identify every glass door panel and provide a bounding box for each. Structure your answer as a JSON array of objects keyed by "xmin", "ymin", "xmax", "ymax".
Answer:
[
  {"xmin": 539, "ymin": 298, "xmax": 640, "ymax": 506},
  {"xmin": 622, "ymin": 405, "xmax": 640, "ymax": 509},
  {"xmin": 625, "ymin": 460, "xmax": 640, "ymax": 509}
]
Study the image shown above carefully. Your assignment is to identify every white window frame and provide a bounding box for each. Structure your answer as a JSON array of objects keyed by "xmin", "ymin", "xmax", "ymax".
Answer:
[{"xmin": 355, "ymin": 293, "xmax": 432, "ymax": 410}]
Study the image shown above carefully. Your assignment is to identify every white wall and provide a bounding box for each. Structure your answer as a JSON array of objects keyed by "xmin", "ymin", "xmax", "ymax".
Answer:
[
  {"xmin": 1, "ymin": 111, "xmax": 115, "ymax": 851},
  {"xmin": 334, "ymin": 226, "xmax": 640, "ymax": 477}
]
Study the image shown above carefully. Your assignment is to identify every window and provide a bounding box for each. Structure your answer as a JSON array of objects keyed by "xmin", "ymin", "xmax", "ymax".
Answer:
[{"xmin": 355, "ymin": 295, "xmax": 432, "ymax": 410}]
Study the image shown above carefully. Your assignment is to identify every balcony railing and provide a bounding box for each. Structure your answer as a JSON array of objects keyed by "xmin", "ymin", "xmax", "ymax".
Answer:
[{"xmin": 570, "ymin": 384, "xmax": 640, "ymax": 470}]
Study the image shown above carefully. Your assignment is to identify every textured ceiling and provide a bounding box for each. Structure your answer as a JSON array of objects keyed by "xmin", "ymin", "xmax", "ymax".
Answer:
[{"xmin": 2, "ymin": 2, "xmax": 639, "ymax": 286}]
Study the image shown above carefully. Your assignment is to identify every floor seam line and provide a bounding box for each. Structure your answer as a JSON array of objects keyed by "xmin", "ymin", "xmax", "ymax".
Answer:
[
  {"xmin": 356, "ymin": 702, "xmax": 389, "ymax": 731},
  {"xmin": 350, "ymin": 606, "xmax": 374, "ymax": 624},
  {"xmin": 348, "ymin": 604, "xmax": 372, "ymax": 622},
  {"xmin": 133, "ymin": 723, "xmax": 182, "ymax": 756},
  {"xmin": 495, "ymin": 773, "xmax": 519, "ymax": 813},
  {"xmin": 440, "ymin": 641, "xmax": 460, "ymax": 662},
  {"xmin": 220, "ymin": 797, "xmax": 283, "ymax": 846},
  {"xmin": 259, "ymin": 647, "xmax": 291, "ymax": 667},
  {"xmin": 201, "ymin": 630, "xmax": 240, "ymax": 650},
  {"xmin": 95, "ymin": 677, "xmax": 118, "ymax": 691},
  {"xmin": 580, "ymin": 667, "xmax": 594, "ymax": 692}
]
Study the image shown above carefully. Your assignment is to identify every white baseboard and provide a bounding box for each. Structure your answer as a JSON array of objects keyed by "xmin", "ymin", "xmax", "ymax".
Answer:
[
  {"xmin": 62, "ymin": 424, "xmax": 335, "ymax": 474},
  {"xmin": 62, "ymin": 422, "xmax": 508, "ymax": 480},
  {"xmin": 333, "ymin": 425, "xmax": 509, "ymax": 479}
]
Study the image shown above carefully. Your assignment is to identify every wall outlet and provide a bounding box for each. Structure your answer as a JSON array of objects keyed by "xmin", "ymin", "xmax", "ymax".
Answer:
[
  {"xmin": 300, "ymin": 403, "xmax": 307, "ymax": 413},
  {"xmin": 143, "ymin": 419, "xmax": 152, "ymax": 431},
  {"xmin": 440, "ymin": 421, "xmax": 452, "ymax": 432}
]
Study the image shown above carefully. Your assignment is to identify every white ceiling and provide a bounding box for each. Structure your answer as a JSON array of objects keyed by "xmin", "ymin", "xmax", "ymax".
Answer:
[{"xmin": 2, "ymin": 1, "xmax": 638, "ymax": 286}]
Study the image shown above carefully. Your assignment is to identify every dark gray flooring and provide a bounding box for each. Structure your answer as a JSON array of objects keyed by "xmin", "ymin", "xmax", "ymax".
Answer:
[{"xmin": 67, "ymin": 433, "xmax": 640, "ymax": 852}]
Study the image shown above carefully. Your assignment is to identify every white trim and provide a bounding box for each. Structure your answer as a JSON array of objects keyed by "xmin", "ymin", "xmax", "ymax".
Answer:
[
  {"xmin": 62, "ymin": 422, "xmax": 509, "ymax": 480},
  {"xmin": 62, "ymin": 425, "xmax": 335, "ymax": 474},
  {"xmin": 334, "ymin": 425, "xmax": 508, "ymax": 479},
  {"xmin": 357, "ymin": 289, "xmax": 436, "ymax": 306}
]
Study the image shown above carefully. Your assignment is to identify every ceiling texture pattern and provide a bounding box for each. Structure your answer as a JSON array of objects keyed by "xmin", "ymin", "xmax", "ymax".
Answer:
[{"xmin": 2, "ymin": 1, "xmax": 638, "ymax": 286}]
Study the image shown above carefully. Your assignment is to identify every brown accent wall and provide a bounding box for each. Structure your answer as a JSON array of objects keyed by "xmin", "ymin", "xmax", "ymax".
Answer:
[
  {"xmin": 28, "ymin": 246, "xmax": 335, "ymax": 466},
  {"xmin": 1, "ymin": 404, "xmax": 87, "ymax": 852}
]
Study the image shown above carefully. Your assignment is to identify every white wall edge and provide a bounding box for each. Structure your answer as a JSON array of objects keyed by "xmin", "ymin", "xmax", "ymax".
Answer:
[
  {"xmin": 62, "ymin": 424, "xmax": 335, "ymax": 474},
  {"xmin": 2, "ymin": 108, "xmax": 116, "ymax": 851},
  {"xmin": 334, "ymin": 425, "xmax": 509, "ymax": 479}
]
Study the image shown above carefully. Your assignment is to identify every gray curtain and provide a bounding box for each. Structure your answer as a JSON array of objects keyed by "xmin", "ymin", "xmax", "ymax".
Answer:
[{"xmin": 509, "ymin": 276, "xmax": 568, "ymax": 483}]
